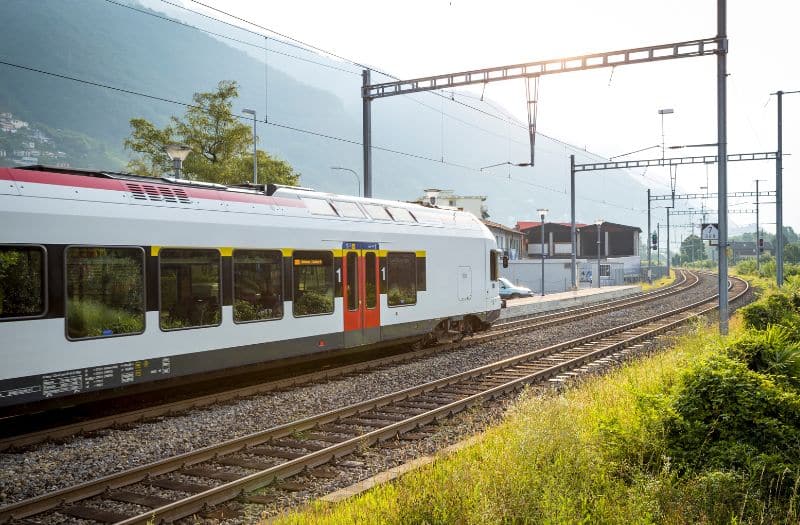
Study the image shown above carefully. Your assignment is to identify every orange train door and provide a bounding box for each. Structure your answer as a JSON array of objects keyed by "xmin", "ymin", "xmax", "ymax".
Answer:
[{"xmin": 342, "ymin": 244, "xmax": 381, "ymax": 347}]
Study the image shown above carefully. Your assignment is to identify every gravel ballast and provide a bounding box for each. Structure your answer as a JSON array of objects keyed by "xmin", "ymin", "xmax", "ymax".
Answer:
[{"xmin": 0, "ymin": 275, "xmax": 729, "ymax": 510}]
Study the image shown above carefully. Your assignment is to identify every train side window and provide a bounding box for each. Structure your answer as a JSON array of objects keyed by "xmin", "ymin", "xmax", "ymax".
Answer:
[
  {"xmin": 160, "ymin": 249, "xmax": 221, "ymax": 330},
  {"xmin": 65, "ymin": 247, "xmax": 145, "ymax": 339},
  {"xmin": 0, "ymin": 245, "xmax": 46, "ymax": 319},
  {"xmin": 387, "ymin": 252, "xmax": 416, "ymax": 306},
  {"xmin": 345, "ymin": 252, "xmax": 358, "ymax": 311},
  {"xmin": 362, "ymin": 204, "xmax": 393, "ymax": 221},
  {"xmin": 233, "ymin": 250, "xmax": 283, "ymax": 323},
  {"xmin": 490, "ymin": 250, "xmax": 499, "ymax": 281},
  {"xmin": 332, "ymin": 200, "xmax": 365, "ymax": 218},
  {"xmin": 302, "ymin": 198, "xmax": 339, "ymax": 216},
  {"xmin": 365, "ymin": 252, "xmax": 377, "ymax": 309},
  {"xmin": 387, "ymin": 207, "xmax": 417, "ymax": 223},
  {"xmin": 293, "ymin": 251, "xmax": 334, "ymax": 316}
]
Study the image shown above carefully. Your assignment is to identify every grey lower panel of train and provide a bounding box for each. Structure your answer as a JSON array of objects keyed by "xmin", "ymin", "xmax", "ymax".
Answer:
[{"xmin": 0, "ymin": 310, "xmax": 500, "ymax": 408}]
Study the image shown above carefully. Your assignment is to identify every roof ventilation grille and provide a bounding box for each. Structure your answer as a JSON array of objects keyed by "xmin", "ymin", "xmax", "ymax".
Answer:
[{"xmin": 126, "ymin": 183, "xmax": 148, "ymax": 200}]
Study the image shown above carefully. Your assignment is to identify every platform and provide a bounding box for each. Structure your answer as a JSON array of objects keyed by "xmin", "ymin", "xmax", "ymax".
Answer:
[{"xmin": 499, "ymin": 284, "xmax": 641, "ymax": 320}]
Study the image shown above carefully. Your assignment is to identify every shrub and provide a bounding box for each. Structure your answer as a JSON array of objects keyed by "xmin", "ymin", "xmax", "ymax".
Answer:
[
  {"xmin": 664, "ymin": 354, "xmax": 800, "ymax": 488},
  {"xmin": 740, "ymin": 291, "xmax": 799, "ymax": 330}
]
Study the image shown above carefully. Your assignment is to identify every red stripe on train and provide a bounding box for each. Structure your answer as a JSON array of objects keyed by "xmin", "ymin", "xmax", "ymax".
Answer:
[{"xmin": 0, "ymin": 167, "xmax": 305, "ymax": 208}]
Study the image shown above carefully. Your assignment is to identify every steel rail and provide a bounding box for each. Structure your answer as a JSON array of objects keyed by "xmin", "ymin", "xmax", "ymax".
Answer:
[
  {"xmin": 0, "ymin": 271, "xmax": 694, "ymax": 452},
  {"xmin": 117, "ymin": 273, "xmax": 748, "ymax": 524},
  {"xmin": 0, "ymin": 272, "xmax": 745, "ymax": 523}
]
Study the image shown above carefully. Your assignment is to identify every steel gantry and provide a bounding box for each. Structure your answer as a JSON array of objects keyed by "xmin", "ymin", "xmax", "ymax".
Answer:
[
  {"xmin": 361, "ymin": 37, "xmax": 724, "ymax": 197},
  {"xmin": 361, "ymin": 0, "xmax": 730, "ymax": 333}
]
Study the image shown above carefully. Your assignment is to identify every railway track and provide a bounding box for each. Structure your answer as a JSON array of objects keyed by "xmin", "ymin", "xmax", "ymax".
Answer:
[
  {"xmin": 0, "ymin": 272, "xmax": 748, "ymax": 524},
  {"xmin": 0, "ymin": 271, "xmax": 696, "ymax": 452}
]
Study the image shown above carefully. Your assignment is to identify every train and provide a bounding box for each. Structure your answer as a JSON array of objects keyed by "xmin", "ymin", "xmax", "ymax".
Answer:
[{"xmin": 0, "ymin": 165, "xmax": 502, "ymax": 411}]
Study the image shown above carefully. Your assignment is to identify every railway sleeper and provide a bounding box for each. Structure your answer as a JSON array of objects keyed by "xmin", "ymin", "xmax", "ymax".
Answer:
[
  {"xmin": 247, "ymin": 447, "xmax": 306, "ymax": 459},
  {"xmin": 144, "ymin": 478, "xmax": 213, "ymax": 494},
  {"xmin": 216, "ymin": 456, "xmax": 279, "ymax": 470},
  {"xmin": 60, "ymin": 504, "xmax": 131, "ymax": 523}
]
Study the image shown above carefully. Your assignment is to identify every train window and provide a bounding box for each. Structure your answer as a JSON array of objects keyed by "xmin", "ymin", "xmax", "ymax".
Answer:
[
  {"xmin": 365, "ymin": 252, "xmax": 377, "ymax": 309},
  {"xmin": 159, "ymin": 249, "xmax": 221, "ymax": 330},
  {"xmin": 233, "ymin": 250, "xmax": 283, "ymax": 323},
  {"xmin": 302, "ymin": 198, "xmax": 338, "ymax": 216},
  {"xmin": 346, "ymin": 252, "xmax": 358, "ymax": 311},
  {"xmin": 362, "ymin": 204, "xmax": 393, "ymax": 221},
  {"xmin": 65, "ymin": 247, "xmax": 144, "ymax": 339},
  {"xmin": 490, "ymin": 250, "xmax": 499, "ymax": 281},
  {"xmin": 387, "ymin": 252, "xmax": 416, "ymax": 306},
  {"xmin": 0, "ymin": 245, "xmax": 45, "ymax": 319},
  {"xmin": 332, "ymin": 200, "xmax": 365, "ymax": 218},
  {"xmin": 387, "ymin": 207, "xmax": 417, "ymax": 223},
  {"xmin": 293, "ymin": 251, "xmax": 334, "ymax": 316}
]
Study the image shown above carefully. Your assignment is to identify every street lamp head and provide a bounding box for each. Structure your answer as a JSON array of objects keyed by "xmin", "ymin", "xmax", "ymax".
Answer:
[
  {"xmin": 595, "ymin": 219, "xmax": 603, "ymax": 226},
  {"xmin": 536, "ymin": 208, "xmax": 548, "ymax": 218},
  {"xmin": 242, "ymin": 108, "xmax": 256, "ymax": 116},
  {"xmin": 658, "ymin": 108, "xmax": 674, "ymax": 115},
  {"xmin": 164, "ymin": 143, "xmax": 192, "ymax": 162}
]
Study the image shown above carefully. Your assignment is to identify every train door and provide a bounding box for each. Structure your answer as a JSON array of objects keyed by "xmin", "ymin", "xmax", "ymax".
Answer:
[{"xmin": 343, "ymin": 249, "xmax": 381, "ymax": 347}]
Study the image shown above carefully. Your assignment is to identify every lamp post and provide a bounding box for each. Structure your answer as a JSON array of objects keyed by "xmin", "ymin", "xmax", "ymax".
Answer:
[
  {"xmin": 331, "ymin": 166, "xmax": 361, "ymax": 197},
  {"xmin": 658, "ymin": 108, "xmax": 674, "ymax": 160},
  {"xmin": 242, "ymin": 109, "xmax": 258, "ymax": 184},
  {"xmin": 595, "ymin": 219, "xmax": 603, "ymax": 289},
  {"xmin": 164, "ymin": 144, "xmax": 191, "ymax": 179},
  {"xmin": 537, "ymin": 208, "xmax": 548, "ymax": 296}
]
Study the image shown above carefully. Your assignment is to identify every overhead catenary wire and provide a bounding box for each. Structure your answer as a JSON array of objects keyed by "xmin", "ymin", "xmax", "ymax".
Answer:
[
  {"xmin": 140, "ymin": 0, "xmax": 649, "ymax": 172},
  {"xmin": 0, "ymin": 59, "xmax": 648, "ymax": 213}
]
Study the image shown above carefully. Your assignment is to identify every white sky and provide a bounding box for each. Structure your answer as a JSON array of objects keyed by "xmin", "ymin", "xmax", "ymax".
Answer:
[{"xmin": 197, "ymin": 0, "xmax": 798, "ymax": 233}]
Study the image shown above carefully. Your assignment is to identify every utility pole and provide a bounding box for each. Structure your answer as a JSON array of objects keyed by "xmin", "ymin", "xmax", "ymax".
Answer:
[
  {"xmin": 756, "ymin": 179, "xmax": 762, "ymax": 271},
  {"xmin": 666, "ymin": 207, "xmax": 672, "ymax": 276},
  {"xmin": 657, "ymin": 222, "xmax": 661, "ymax": 265},
  {"xmin": 362, "ymin": 69, "xmax": 373, "ymax": 198},
  {"xmin": 647, "ymin": 188, "xmax": 652, "ymax": 283},
  {"xmin": 716, "ymin": 0, "xmax": 729, "ymax": 334},
  {"xmin": 570, "ymin": 155, "xmax": 577, "ymax": 290}
]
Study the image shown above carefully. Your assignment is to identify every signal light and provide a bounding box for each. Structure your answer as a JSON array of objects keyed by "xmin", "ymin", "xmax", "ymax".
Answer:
[
  {"xmin": 758, "ymin": 238, "xmax": 764, "ymax": 253},
  {"xmin": 651, "ymin": 232, "xmax": 658, "ymax": 250}
]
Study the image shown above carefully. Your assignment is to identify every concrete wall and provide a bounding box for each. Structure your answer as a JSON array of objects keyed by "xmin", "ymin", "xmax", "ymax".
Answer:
[{"xmin": 502, "ymin": 258, "xmax": 627, "ymax": 293}]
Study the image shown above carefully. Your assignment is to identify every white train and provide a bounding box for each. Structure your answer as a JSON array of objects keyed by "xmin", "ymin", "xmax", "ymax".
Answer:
[{"xmin": 0, "ymin": 166, "xmax": 502, "ymax": 410}]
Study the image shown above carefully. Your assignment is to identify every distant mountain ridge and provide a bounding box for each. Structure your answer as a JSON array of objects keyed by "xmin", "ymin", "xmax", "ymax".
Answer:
[{"xmin": 0, "ymin": 0, "xmax": 657, "ymax": 229}]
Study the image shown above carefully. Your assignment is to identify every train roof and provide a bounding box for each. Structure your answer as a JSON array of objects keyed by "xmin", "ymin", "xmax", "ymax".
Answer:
[{"xmin": 4, "ymin": 165, "xmax": 487, "ymax": 231}]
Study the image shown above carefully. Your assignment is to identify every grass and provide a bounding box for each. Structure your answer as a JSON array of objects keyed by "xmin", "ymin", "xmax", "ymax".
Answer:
[
  {"xmin": 270, "ymin": 319, "xmax": 751, "ymax": 525},
  {"xmin": 640, "ymin": 268, "xmax": 676, "ymax": 292}
]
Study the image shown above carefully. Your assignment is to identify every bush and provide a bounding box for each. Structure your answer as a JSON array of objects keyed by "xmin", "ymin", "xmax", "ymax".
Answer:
[
  {"xmin": 740, "ymin": 291, "xmax": 799, "ymax": 330},
  {"xmin": 664, "ymin": 354, "xmax": 800, "ymax": 489}
]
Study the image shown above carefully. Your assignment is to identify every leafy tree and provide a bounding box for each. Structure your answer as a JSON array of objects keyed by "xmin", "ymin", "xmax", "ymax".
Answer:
[
  {"xmin": 785, "ymin": 243, "xmax": 800, "ymax": 264},
  {"xmin": 124, "ymin": 81, "xmax": 299, "ymax": 186},
  {"xmin": 679, "ymin": 234, "xmax": 707, "ymax": 263}
]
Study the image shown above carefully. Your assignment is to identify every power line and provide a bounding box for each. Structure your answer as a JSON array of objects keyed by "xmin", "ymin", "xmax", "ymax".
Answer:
[
  {"xmin": 117, "ymin": 0, "xmax": 532, "ymax": 146},
  {"xmin": 103, "ymin": 0, "xmax": 360, "ymax": 75},
  {"xmin": 0, "ymin": 61, "xmax": 645, "ymax": 214}
]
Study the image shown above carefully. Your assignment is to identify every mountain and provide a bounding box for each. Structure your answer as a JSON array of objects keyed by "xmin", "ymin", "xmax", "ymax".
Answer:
[{"xmin": 0, "ymin": 0, "xmax": 656, "ymax": 229}]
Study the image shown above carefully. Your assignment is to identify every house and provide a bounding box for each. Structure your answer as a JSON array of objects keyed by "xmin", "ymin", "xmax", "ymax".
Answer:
[
  {"xmin": 517, "ymin": 221, "xmax": 641, "ymax": 259},
  {"xmin": 413, "ymin": 189, "xmax": 488, "ymax": 219},
  {"xmin": 482, "ymin": 220, "xmax": 525, "ymax": 260}
]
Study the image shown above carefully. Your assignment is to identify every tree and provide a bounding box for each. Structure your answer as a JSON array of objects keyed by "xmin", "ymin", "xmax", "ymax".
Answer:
[
  {"xmin": 679, "ymin": 234, "xmax": 707, "ymax": 263},
  {"xmin": 785, "ymin": 243, "xmax": 800, "ymax": 264},
  {"xmin": 124, "ymin": 81, "xmax": 299, "ymax": 186}
]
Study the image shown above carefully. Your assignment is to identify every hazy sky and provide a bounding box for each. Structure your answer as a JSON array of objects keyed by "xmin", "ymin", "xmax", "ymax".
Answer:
[{"xmin": 193, "ymin": 0, "xmax": 798, "ymax": 233}]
